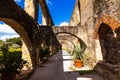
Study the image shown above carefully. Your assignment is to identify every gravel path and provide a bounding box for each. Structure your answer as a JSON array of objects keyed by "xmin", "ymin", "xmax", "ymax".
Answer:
[{"xmin": 29, "ymin": 50, "xmax": 104, "ymax": 80}]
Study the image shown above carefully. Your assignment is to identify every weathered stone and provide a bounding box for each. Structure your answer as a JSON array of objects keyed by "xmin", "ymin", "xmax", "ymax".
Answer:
[
  {"xmin": 39, "ymin": 0, "xmax": 54, "ymax": 26},
  {"xmin": 69, "ymin": 0, "xmax": 120, "ymax": 79},
  {"xmin": 25, "ymin": 0, "xmax": 39, "ymax": 21},
  {"xmin": 0, "ymin": 1, "xmax": 120, "ymax": 80}
]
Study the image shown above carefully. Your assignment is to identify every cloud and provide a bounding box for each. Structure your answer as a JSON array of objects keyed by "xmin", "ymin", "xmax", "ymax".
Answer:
[
  {"xmin": 46, "ymin": 0, "xmax": 52, "ymax": 5},
  {"xmin": 0, "ymin": 24, "xmax": 18, "ymax": 35},
  {"xmin": 0, "ymin": 35, "xmax": 19, "ymax": 41},
  {"xmin": 0, "ymin": 23, "xmax": 19, "ymax": 41},
  {"xmin": 46, "ymin": 0, "xmax": 53, "ymax": 9},
  {"xmin": 14, "ymin": 0, "xmax": 21, "ymax": 3},
  {"xmin": 59, "ymin": 22, "xmax": 69, "ymax": 26}
]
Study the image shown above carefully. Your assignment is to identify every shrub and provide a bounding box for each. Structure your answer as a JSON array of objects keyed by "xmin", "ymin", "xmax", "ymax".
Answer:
[
  {"xmin": 0, "ymin": 44, "xmax": 26, "ymax": 79},
  {"xmin": 39, "ymin": 47, "xmax": 51, "ymax": 62}
]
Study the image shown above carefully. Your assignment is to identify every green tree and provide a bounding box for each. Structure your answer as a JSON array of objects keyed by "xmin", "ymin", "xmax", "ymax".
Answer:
[{"xmin": 6, "ymin": 37, "xmax": 22, "ymax": 47}]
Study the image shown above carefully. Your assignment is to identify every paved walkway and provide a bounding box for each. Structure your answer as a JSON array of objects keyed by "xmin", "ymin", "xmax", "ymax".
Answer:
[{"xmin": 29, "ymin": 50, "xmax": 104, "ymax": 80}]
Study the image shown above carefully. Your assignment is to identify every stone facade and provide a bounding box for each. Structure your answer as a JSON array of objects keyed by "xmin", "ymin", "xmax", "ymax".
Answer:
[
  {"xmin": 69, "ymin": 0, "xmax": 81, "ymax": 26},
  {"xmin": 0, "ymin": 0, "xmax": 40, "ymax": 68},
  {"xmin": 69, "ymin": 0, "xmax": 120, "ymax": 79},
  {"xmin": 0, "ymin": 0, "xmax": 120, "ymax": 79},
  {"xmin": 24, "ymin": 0, "xmax": 39, "ymax": 21}
]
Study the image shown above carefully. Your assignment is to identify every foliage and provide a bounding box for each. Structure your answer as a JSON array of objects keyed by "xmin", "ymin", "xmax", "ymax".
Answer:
[
  {"xmin": 73, "ymin": 45, "xmax": 87, "ymax": 60},
  {"xmin": 0, "ymin": 44, "xmax": 26, "ymax": 75},
  {"xmin": 0, "ymin": 40, "xmax": 3, "ymax": 44},
  {"xmin": 6, "ymin": 37, "xmax": 22, "ymax": 47},
  {"xmin": 39, "ymin": 47, "xmax": 51, "ymax": 62},
  {"xmin": 73, "ymin": 46, "xmax": 83, "ymax": 60}
]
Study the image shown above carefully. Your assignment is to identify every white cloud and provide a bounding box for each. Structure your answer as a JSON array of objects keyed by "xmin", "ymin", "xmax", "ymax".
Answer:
[
  {"xmin": 59, "ymin": 22, "xmax": 69, "ymax": 26},
  {"xmin": 46, "ymin": 0, "xmax": 53, "ymax": 10},
  {"xmin": 14, "ymin": 0, "xmax": 21, "ymax": 3},
  {"xmin": 0, "ymin": 24, "xmax": 18, "ymax": 34},
  {"xmin": 0, "ymin": 23, "xmax": 19, "ymax": 41},
  {"xmin": 0, "ymin": 35, "xmax": 19, "ymax": 41},
  {"xmin": 46, "ymin": 0, "xmax": 52, "ymax": 5}
]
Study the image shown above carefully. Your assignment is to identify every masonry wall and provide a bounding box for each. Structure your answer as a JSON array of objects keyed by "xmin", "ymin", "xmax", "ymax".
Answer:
[
  {"xmin": 70, "ymin": 0, "xmax": 95, "ymax": 59},
  {"xmin": 69, "ymin": 0, "xmax": 120, "ymax": 79},
  {"xmin": 93, "ymin": 0, "xmax": 120, "ymax": 80},
  {"xmin": 39, "ymin": 26, "xmax": 61, "ymax": 53}
]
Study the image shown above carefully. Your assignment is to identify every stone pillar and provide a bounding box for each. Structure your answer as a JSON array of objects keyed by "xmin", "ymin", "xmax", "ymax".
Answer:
[
  {"xmin": 24, "ymin": 0, "xmax": 39, "ymax": 21},
  {"xmin": 24, "ymin": 0, "xmax": 39, "ymax": 68},
  {"xmin": 39, "ymin": 0, "xmax": 54, "ymax": 26},
  {"xmin": 22, "ymin": 41, "xmax": 33, "ymax": 70}
]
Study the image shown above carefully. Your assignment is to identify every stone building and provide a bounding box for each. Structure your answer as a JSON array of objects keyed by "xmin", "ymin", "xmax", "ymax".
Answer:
[
  {"xmin": 0, "ymin": 0, "xmax": 120, "ymax": 80},
  {"xmin": 69, "ymin": 0, "xmax": 120, "ymax": 80}
]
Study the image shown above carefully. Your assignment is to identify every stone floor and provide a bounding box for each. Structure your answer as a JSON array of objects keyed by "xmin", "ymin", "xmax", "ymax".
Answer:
[{"xmin": 29, "ymin": 50, "xmax": 104, "ymax": 80}]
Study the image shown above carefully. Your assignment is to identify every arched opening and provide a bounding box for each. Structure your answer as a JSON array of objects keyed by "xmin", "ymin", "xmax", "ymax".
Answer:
[
  {"xmin": 0, "ymin": 20, "xmax": 32, "ymax": 70},
  {"xmin": 98, "ymin": 23, "xmax": 118, "ymax": 64},
  {"xmin": 59, "ymin": 39, "xmax": 75, "ymax": 53},
  {"xmin": 55, "ymin": 32, "xmax": 87, "ymax": 54}
]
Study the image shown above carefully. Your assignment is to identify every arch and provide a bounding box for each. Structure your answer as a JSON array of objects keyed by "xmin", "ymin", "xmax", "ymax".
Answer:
[
  {"xmin": 55, "ymin": 32, "xmax": 86, "ymax": 47},
  {"xmin": 55, "ymin": 32, "xmax": 80, "ymax": 40},
  {"xmin": 0, "ymin": 18, "xmax": 31, "ymax": 48},
  {"xmin": 0, "ymin": 1, "xmax": 39, "ymax": 46},
  {"xmin": 58, "ymin": 39, "xmax": 75, "ymax": 51},
  {"xmin": 94, "ymin": 15, "xmax": 120, "ymax": 39},
  {"xmin": 55, "ymin": 32, "xmax": 87, "ymax": 52},
  {"xmin": 59, "ymin": 39, "xmax": 75, "ymax": 47},
  {"xmin": 59, "ymin": 39, "xmax": 75, "ymax": 50},
  {"xmin": 98, "ymin": 23, "xmax": 118, "ymax": 64},
  {"xmin": 0, "ymin": 0, "xmax": 40, "ymax": 68}
]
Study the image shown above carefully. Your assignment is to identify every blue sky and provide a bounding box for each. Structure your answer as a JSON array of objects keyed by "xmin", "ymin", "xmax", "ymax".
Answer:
[{"xmin": 0, "ymin": 0, "xmax": 76, "ymax": 40}]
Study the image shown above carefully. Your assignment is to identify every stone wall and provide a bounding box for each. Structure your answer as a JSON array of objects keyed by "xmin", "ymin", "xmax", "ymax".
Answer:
[
  {"xmin": 94, "ymin": 62, "xmax": 120, "ymax": 80},
  {"xmin": 93, "ymin": 0, "xmax": 120, "ymax": 79},
  {"xmin": 39, "ymin": 26, "xmax": 61, "ymax": 53},
  {"xmin": 69, "ymin": 0, "xmax": 81, "ymax": 26},
  {"xmin": 54, "ymin": 26, "xmax": 79, "ymax": 35},
  {"xmin": 69, "ymin": 0, "xmax": 120, "ymax": 79},
  {"xmin": 70, "ymin": 0, "xmax": 95, "ymax": 56}
]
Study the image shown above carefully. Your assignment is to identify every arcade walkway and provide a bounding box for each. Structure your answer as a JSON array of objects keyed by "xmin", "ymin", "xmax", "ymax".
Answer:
[{"xmin": 29, "ymin": 50, "xmax": 104, "ymax": 80}]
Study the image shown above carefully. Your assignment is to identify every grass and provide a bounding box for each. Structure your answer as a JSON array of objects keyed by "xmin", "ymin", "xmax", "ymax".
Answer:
[{"xmin": 79, "ymin": 70, "xmax": 94, "ymax": 75}]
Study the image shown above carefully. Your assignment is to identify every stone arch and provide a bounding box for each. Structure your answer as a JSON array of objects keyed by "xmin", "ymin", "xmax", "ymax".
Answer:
[
  {"xmin": 94, "ymin": 15, "xmax": 120, "ymax": 39},
  {"xmin": 59, "ymin": 39, "xmax": 75, "ymax": 47},
  {"xmin": 55, "ymin": 32, "xmax": 80, "ymax": 39},
  {"xmin": 98, "ymin": 23, "xmax": 118, "ymax": 63},
  {"xmin": 0, "ymin": 0, "xmax": 40, "ymax": 68},
  {"xmin": 58, "ymin": 39, "xmax": 75, "ymax": 52},
  {"xmin": 0, "ymin": 18, "xmax": 31, "ymax": 48},
  {"xmin": 55, "ymin": 32, "xmax": 87, "ymax": 52},
  {"xmin": 94, "ymin": 15, "xmax": 120, "ymax": 64}
]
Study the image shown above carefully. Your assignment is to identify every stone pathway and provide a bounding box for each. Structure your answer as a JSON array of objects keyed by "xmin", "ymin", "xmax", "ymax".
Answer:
[{"xmin": 29, "ymin": 50, "xmax": 104, "ymax": 80}]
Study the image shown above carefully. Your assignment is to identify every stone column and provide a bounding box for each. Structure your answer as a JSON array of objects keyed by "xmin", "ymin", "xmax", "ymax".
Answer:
[
  {"xmin": 24, "ymin": 0, "xmax": 39, "ymax": 68},
  {"xmin": 22, "ymin": 41, "xmax": 33, "ymax": 70},
  {"xmin": 24, "ymin": 0, "xmax": 39, "ymax": 21},
  {"xmin": 39, "ymin": 0, "xmax": 54, "ymax": 26}
]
